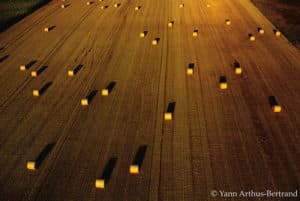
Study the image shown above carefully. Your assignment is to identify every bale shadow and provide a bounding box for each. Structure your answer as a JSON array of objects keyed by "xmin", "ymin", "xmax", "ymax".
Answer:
[
  {"xmin": 101, "ymin": 157, "xmax": 117, "ymax": 184},
  {"xmin": 25, "ymin": 60, "xmax": 37, "ymax": 70},
  {"xmin": 219, "ymin": 76, "xmax": 226, "ymax": 83},
  {"xmin": 234, "ymin": 61, "xmax": 240, "ymax": 69},
  {"xmin": 36, "ymin": 65, "xmax": 48, "ymax": 76},
  {"xmin": 35, "ymin": 142, "xmax": 55, "ymax": 169},
  {"xmin": 39, "ymin": 81, "xmax": 52, "ymax": 95},
  {"xmin": 63, "ymin": 4, "xmax": 71, "ymax": 8},
  {"xmin": 106, "ymin": 81, "xmax": 116, "ymax": 93},
  {"xmin": 188, "ymin": 63, "xmax": 195, "ymax": 69},
  {"xmin": 143, "ymin": 31, "xmax": 148, "ymax": 36},
  {"xmin": 167, "ymin": 102, "xmax": 176, "ymax": 113},
  {"xmin": 0, "ymin": 55, "xmax": 9, "ymax": 63},
  {"xmin": 86, "ymin": 90, "xmax": 98, "ymax": 103},
  {"xmin": 48, "ymin": 26, "xmax": 56, "ymax": 31},
  {"xmin": 269, "ymin": 96, "xmax": 278, "ymax": 107},
  {"xmin": 73, "ymin": 64, "xmax": 83, "ymax": 75},
  {"xmin": 132, "ymin": 145, "xmax": 147, "ymax": 168}
]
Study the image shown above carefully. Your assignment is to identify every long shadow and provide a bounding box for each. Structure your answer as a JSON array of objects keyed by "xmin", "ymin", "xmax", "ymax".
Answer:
[
  {"xmin": 48, "ymin": 25, "xmax": 56, "ymax": 31},
  {"xmin": 0, "ymin": 55, "xmax": 9, "ymax": 63},
  {"xmin": 132, "ymin": 145, "xmax": 147, "ymax": 168},
  {"xmin": 106, "ymin": 81, "xmax": 116, "ymax": 93},
  {"xmin": 219, "ymin": 76, "xmax": 226, "ymax": 83},
  {"xmin": 73, "ymin": 64, "xmax": 83, "ymax": 75},
  {"xmin": 86, "ymin": 90, "xmax": 98, "ymax": 103},
  {"xmin": 234, "ymin": 61, "xmax": 240, "ymax": 70},
  {"xmin": 143, "ymin": 31, "xmax": 148, "ymax": 35},
  {"xmin": 39, "ymin": 82, "xmax": 52, "ymax": 95},
  {"xmin": 35, "ymin": 143, "xmax": 55, "ymax": 169},
  {"xmin": 188, "ymin": 63, "xmax": 195, "ymax": 69},
  {"xmin": 36, "ymin": 65, "xmax": 48, "ymax": 76},
  {"xmin": 25, "ymin": 60, "xmax": 37, "ymax": 70},
  {"xmin": 234, "ymin": 61, "xmax": 240, "ymax": 67},
  {"xmin": 167, "ymin": 102, "xmax": 176, "ymax": 113},
  {"xmin": 269, "ymin": 96, "xmax": 278, "ymax": 107},
  {"xmin": 63, "ymin": 4, "xmax": 71, "ymax": 8},
  {"xmin": 101, "ymin": 157, "xmax": 117, "ymax": 184}
]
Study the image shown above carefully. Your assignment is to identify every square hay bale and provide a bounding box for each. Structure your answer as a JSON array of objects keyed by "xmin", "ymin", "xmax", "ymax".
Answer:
[
  {"xmin": 187, "ymin": 63, "xmax": 194, "ymax": 75},
  {"xmin": 219, "ymin": 76, "xmax": 228, "ymax": 89},
  {"xmin": 27, "ymin": 161, "xmax": 36, "ymax": 170},
  {"xmin": 129, "ymin": 165, "xmax": 139, "ymax": 174},
  {"xmin": 95, "ymin": 179, "xmax": 105, "ymax": 188},
  {"xmin": 220, "ymin": 83, "xmax": 228, "ymax": 89},
  {"xmin": 164, "ymin": 112, "xmax": 172, "ymax": 120},
  {"xmin": 235, "ymin": 67, "xmax": 242, "ymax": 74},
  {"xmin": 31, "ymin": 71, "xmax": 37, "ymax": 77},
  {"xmin": 258, "ymin": 28, "xmax": 264, "ymax": 34},
  {"xmin": 152, "ymin": 39, "xmax": 158, "ymax": 45},
  {"xmin": 20, "ymin": 65, "xmax": 26, "ymax": 71},
  {"xmin": 192, "ymin": 30, "xmax": 198, "ymax": 37},
  {"xmin": 272, "ymin": 105, "xmax": 282, "ymax": 113},
  {"xmin": 168, "ymin": 21, "xmax": 174, "ymax": 28},
  {"xmin": 68, "ymin": 70, "xmax": 74, "ymax": 77},
  {"xmin": 187, "ymin": 68, "xmax": 193, "ymax": 75},
  {"xmin": 140, "ymin": 32, "xmax": 145, "ymax": 38},
  {"xmin": 81, "ymin": 99, "xmax": 89, "ymax": 106},
  {"xmin": 33, "ymin": 90, "xmax": 40, "ymax": 96},
  {"xmin": 249, "ymin": 35, "xmax": 256, "ymax": 41},
  {"xmin": 101, "ymin": 89, "xmax": 109, "ymax": 96}
]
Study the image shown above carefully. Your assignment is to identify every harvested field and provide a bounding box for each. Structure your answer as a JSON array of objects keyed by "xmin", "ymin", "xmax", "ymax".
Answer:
[{"xmin": 0, "ymin": 0, "xmax": 299, "ymax": 200}]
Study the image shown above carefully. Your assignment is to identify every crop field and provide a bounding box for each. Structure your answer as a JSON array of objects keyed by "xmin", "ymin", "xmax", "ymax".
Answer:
[{"xmin": 0, "ymin": 0, "xmax": 299, "ymax": 201}]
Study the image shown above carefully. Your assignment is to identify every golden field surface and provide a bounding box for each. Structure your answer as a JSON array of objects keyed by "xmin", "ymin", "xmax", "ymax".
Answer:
[{"xmin": 0, "ymin": 0, "xmax": 299, "ymax": 200}]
